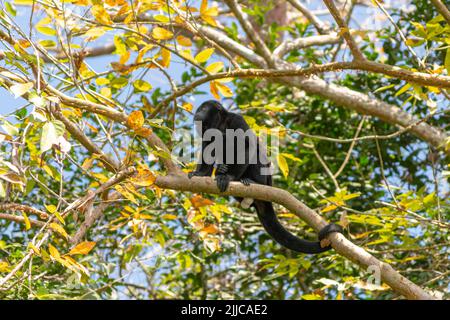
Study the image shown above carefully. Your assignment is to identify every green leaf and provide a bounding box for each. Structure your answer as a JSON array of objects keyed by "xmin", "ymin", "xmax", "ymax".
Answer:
[
  {"xmin": 39, "ymin": 40, "xmax": 56, "ymax": 48},
  {"xmin": 133, "ymin": 79, "xmax": 152, "ymax": 92},
  {"xmin": 395, "ymin": 83, "xmax": 411, "ymax": 97},
  {"xmin": 5, "ymin": 2, "xmax": 17, "ymax": 16},
  {"xmin": 374, "ymin": 83, "xmax": 396, "ymax": 93},
  {"xmin": 111, "ymin": 77, "xmax": 128, "ymax": 89},
  {"xmin": 36, "ymin": 26, "xmax": 56, "ymax": 36}
]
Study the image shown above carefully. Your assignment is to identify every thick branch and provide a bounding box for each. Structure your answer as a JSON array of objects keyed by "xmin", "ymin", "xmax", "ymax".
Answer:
[
  {"xmin": 273, "ymin": 33, "xmax": 340, "ymax": 58},
  {"xmin": 154, "ymin": 174, "xmax": 436, "ymax": 300},
  {"xmin": 0, "ymin": 213, "xmax": 45, "ymax": 228}
]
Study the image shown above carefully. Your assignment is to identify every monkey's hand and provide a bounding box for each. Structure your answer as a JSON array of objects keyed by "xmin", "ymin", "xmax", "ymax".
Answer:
[
  {"xmin": 215, "ymin": 164, "xmax": 229, "ymax": 175},
  {"xmin": 240, "ymin": 178, "xmax": 254, "ymax": 186},
  {"xmin": 215, "ymin": 174, "xmax": 233, "ymax": 192}
]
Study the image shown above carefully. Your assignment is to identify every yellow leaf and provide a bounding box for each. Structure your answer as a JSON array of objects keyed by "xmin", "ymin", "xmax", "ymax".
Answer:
[
  {"xmin": 115, "ymin": 185, "xmax": 138, "ymax": 204},
  {"xmin": 176, "ymin": 35, "xmax": 192, "ymax": 46},
  {"xmin": 46, "ymin": 204, "xmax": 65, "ymax": 225},
  {"xmin": 176, "ymin": 50, "xmax": 192, "ymax": 63},
  {"xmin": 200, "ymin": 0, "xmax": 218, "ymax": 26},
  {"xmin": 201, "ymin": 14, "xmax": 217, "ymax": 27},
  {"xmin": 22, "ymin": 212, "xmax": 31, "ymax": 230},
  {"xmin": 91, "ymin": 5, "xmax": 113, "ymax": 25},
  {"xmin": 127, "ymin": 110, "xmax": 144, "ymax": 130},
  {"xmin": 0, "ymin": 261, "xmax": 11, "ymax": 273},
  {"xmin": 83, "ymin": 27, "xmax": 106, "ymax": 41},
  {"xmin": 162, "ymin": 214, "xmax": 177, "ymax": 220},
  {"xmin": 342, "ymin": 193, "xmax": 360, "ymax": 201},
  {"xmin": 181, "ymin": 102, "xmax": 193, "ymax": 112},
  {"xmin": 216, "ymin": 77, "xmax": 233, "ymax": 83},
  {"xmin": 50, "ymin": 222, "xmax": 69, "ymax": 239},
  {"xmin": 45, "ymin": 204, "xmax": 57, "ymax": 213},
  {"xmin": 152, "ymin": 27, "xmax": 173, "ymax": 40},
  {"xmin": 95, "ymin": 77, "xmax": 110, "ymax": 86},
  {"xmin": 40, "ymin": 248, "xmax": 50, "ymax": 262},
  {"xmin": 205, "ymin": 61, "xmax": 224, "ymax": 74},
  {"xmin": 68, "ymin": 241, "xmax": 96, "ymax": 255},
  {"xmin": 277, "ymin": 153, "xmax": 289, "ymax": 178},
  {"xmin": 36, "ymin": 26, "xmax": 56, "ymax": 36},
  {"xmin": 28, "ymin": 243, "xmax": 40, "ymax": 255},
  {"xmin": 215, "ymin": 82, "xmax": 233, "ymax": 97},
  {"xmin": 153, "ymin": 14, "xmax": 169, "ymax": 23},
  {"xmin": 48, "ymin": 244, "xmax": 61, "ymax": 260},
  {"xmin": 321, "ymin": 205, "xmax": 337, "ymax": 213},
  {"xmin": 100, "ymin": 87, "xmax": 112, "ymax": 98},
  {"xmin": 195, "ymin": 48, "xmax": 214, "ymax": 63},
  {"xmin": 92, "ymin": 173, "xmax": 109, "ymax": 183},
  {"xmin": 202, "ymin": 7, "xmax": 219, "ymax": 17},
  {"xmin": 159, "ymin": 48, "xmax": 171, "ymax": 68},
  {"xmin": 119, "ymin": 51, "xmax": 130, "ymax": 64}
]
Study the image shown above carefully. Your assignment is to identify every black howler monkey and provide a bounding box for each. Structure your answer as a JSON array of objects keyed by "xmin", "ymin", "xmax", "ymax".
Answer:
[{"xmin": 189, "ymin": 100, "xmax": 343, "ymax": 254}]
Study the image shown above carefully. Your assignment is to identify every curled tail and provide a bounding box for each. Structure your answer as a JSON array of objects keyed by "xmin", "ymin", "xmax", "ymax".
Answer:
[{"xmin": 253, "ymin": 200, "xmax": 342, "ymax": 254}]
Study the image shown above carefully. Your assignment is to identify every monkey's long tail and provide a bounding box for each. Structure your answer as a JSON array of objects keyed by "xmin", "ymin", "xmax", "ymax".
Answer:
[{"xmin": 253, "ymin": 200, "xmax": 334, "ymax": 254}]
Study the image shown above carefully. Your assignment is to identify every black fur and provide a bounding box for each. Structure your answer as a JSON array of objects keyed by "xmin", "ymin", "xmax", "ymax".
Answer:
[{"xmin": 189, "ymin": 100, "xmax": 343, "ymax": 254}]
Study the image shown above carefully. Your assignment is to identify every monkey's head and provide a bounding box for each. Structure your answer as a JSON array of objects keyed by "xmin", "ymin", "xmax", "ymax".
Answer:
[{"xmin": 194, "ymin": 100, "xmax": 227, "ymax": 132}]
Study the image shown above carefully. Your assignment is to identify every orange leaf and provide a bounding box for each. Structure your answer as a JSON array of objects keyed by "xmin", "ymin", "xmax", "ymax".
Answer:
[
  {"xmin": 191, "ymin": 195, "xmax": 214, "ymax": 208},
  {"xmin": 176, "ymin": 35, "xmax": 192, "ymax": 46},
  {"xmin": 68, "ymin": 241, "xmax": 96, "ymax": 255},
  {"xmin": 210, "ymin": 81, "xmax": 220, "ymax": 99},
  {"xmin": 200, "ymin": 224, "xmax": 219, "ymax": 234},
  {"xmin": 127, "ymin": 110, "xmax": 144, "ymax": 130}
]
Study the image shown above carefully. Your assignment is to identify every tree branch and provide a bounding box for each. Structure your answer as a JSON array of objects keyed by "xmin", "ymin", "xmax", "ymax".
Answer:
[
  {"xmin": 430, "ymin": 0, "xmax": 450, "ymax": 25},
  {"xmin": 323, "ymin": 0, "xmax": 365, "ymax": 61},
  {"xmin": 287, "ymin": 0, "xmax": 330, "ymax": 34},
  {"xmin": 154, "ymin": 174, "xmax": 437, "ymax": 300},
  {"xmin": 273, "ymin": 33, "xmax": 340, "ymax": 58},
  {"xmin": 223, "ymin": 0, "xmax": 274, "ymax": 66}
]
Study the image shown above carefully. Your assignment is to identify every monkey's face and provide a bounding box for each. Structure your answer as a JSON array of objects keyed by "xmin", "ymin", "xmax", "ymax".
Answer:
[{"xmin": 194, "ymin": 100, "xmax": 224, "ymax": 133}]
